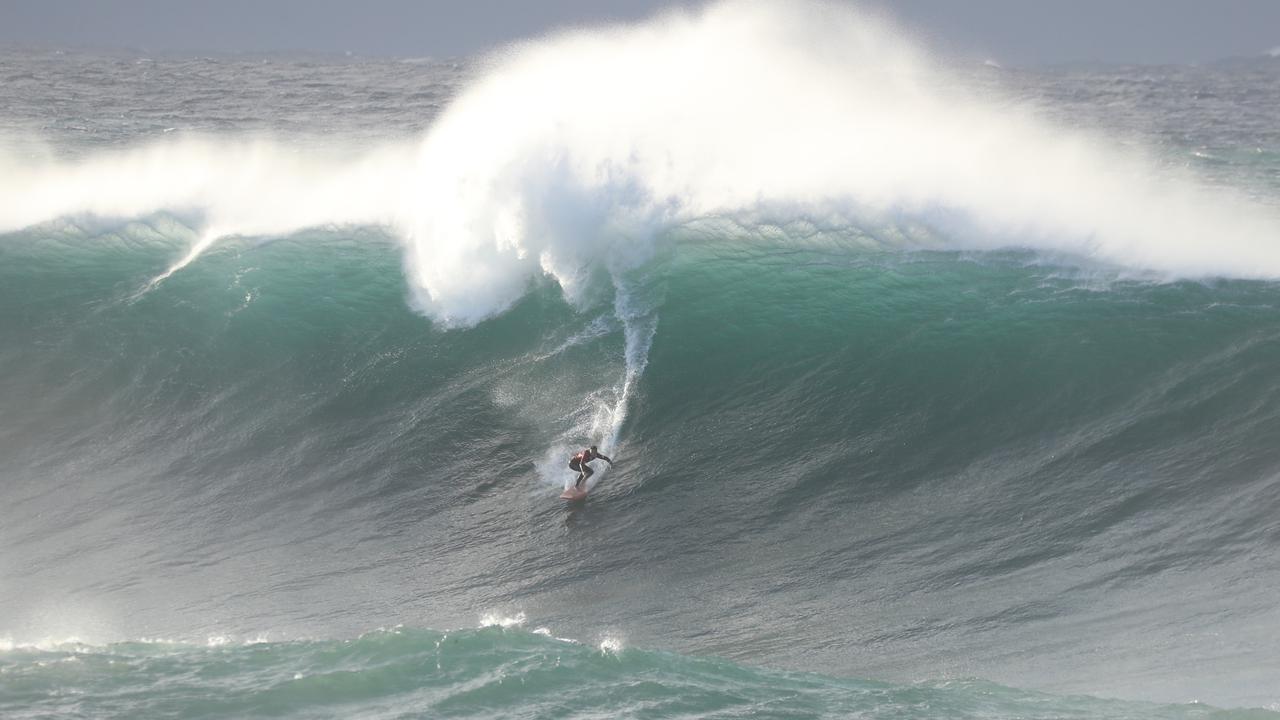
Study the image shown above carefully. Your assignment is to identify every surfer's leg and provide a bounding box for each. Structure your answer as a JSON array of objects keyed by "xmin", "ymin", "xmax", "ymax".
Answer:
[{"xmin": 576, "ymin": 465, "xmax": 593, "ymax": 489}]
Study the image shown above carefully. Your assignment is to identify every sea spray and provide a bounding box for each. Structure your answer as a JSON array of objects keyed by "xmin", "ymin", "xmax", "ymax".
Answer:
[
  {"xmin": 394, "ymin": 0, "xmax": 1280, "ymax": 326},
  {"xmin": 5, "ymin": 0, "xmax": 1280, "ymax": 327}
]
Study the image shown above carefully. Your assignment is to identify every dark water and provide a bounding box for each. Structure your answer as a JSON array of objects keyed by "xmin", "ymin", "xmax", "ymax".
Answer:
[{"xmin": 3, "ymin": 8, "xmax": 1280, "ymax": 718}]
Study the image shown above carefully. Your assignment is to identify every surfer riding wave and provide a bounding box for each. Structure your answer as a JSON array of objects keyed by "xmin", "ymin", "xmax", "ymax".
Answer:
[{"xmin": 569, "ymin": 445, "xmax": 613, "ymax": 490}]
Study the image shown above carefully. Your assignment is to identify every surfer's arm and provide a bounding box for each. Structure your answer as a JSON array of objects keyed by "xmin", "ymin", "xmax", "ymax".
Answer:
[{"xmin": 598, "ymin": 453, "xmax": 613, "ymax": 465}]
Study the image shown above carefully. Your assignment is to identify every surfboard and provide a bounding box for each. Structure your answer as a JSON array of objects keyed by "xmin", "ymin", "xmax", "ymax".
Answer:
[{"xmin": 560, "ymin": 486, "xmax": 588, "ymax": 501}]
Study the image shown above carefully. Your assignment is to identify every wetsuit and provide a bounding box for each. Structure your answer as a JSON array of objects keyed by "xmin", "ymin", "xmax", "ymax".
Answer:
[
  {"xmin": 568, "ymin": 450, "xmax": 588, "ymax": 472},
  {"xmin": 569, "ymin": 450, "xmax": 596, "ymax": 489}
]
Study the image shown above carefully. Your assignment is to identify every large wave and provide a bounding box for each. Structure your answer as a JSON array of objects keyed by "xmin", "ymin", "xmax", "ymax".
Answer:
[
  {"xmin": 4, "ymin": 0, "xmax": 1279, "ymax": 326},
  {"xmin": 7, "ymin": 1, "xmax": 1279, "ymax": 488}
]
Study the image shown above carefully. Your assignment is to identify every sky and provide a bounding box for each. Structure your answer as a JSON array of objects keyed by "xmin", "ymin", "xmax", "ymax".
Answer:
[{"xmin": 1, "ymin": 0, "xmax": 1278, "ymax": 66}]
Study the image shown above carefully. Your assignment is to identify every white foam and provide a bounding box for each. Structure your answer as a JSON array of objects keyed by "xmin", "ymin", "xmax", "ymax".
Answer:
[
  {"xmin": 3, "ymin": 1, "xmax": 1277, "ymax": 327},
  {"xmin": 0, "ymin": 636, "xmax": 90, "ymax": 652},
  {"xmin": 394, "ymin": 0, "xmax": 1280, "ymax": 329},
  {"xmin": 0, "ymin": 137, "xmax": 413, "ymax": 239},
  {"xmin": 479, "ymin": 612, "xmax": 527, "ymax": 629},
  {"xmin": 5, "ymin": 0, "xmax": 1274, "ymax": 333},
  {"xmin": 143, "ymin": 228, "xmax": 223, "ymax": 290}
]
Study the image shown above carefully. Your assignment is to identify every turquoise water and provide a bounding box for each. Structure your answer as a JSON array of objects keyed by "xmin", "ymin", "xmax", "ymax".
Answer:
[{"xmin": 0, "ymin": 627, "xmax": 1268, "ymax": 720}]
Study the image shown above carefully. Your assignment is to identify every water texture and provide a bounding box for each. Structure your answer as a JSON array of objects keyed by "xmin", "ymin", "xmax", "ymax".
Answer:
[{"xmin": 3, "ymin": 1, "xmax": 1280, "ymax": 716}]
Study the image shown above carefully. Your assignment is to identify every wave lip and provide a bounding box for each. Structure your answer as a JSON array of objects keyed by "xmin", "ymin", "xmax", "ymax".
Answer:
[
  {"xmin": 5, "ymin": 1, "xmax": 1280, "ymax": 329},
  {"xmin": 396, "ymin": 0, "xmax": 1280, "ymax": 327}
]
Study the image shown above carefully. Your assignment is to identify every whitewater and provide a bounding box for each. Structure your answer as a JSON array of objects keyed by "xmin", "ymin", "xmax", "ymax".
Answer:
[{"xmin": 3, "ymin": 1, "xmax": 1280, "ymax": 717}]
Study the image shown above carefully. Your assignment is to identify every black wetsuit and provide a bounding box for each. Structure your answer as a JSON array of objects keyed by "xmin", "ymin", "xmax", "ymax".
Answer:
[{"xmin": 569, "ymin": 450, "xmax": 596, "ymax": 488}]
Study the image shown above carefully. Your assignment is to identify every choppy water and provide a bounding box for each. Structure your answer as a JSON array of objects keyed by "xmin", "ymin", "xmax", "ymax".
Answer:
[{"xmin": 3, "ymin": 1, "xmax": 1280, "ymax": 717}]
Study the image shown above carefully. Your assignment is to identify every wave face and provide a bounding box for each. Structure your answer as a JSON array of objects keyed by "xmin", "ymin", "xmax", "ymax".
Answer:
[{"xmin": 4, "ymin": 1, "xmax": 1280, "ymax": 716}]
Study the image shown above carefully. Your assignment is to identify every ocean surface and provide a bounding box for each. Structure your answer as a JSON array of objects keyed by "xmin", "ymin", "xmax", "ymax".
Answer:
[{"xmin": 3, "ymin": 2, "xmax": 1280, "ymax": 717}]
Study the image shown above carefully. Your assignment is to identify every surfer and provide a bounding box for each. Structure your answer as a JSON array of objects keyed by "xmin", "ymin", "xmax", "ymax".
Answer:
[{"xmin": 569, "ymin": 445, "xmax": 613, "ymax": 490}]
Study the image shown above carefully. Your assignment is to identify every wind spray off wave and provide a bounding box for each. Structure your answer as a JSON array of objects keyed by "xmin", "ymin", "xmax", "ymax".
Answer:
[
  {"xmin": 400, "ymin": 0, "xmax": 1280, "ymax": 326},
  {"xmin": 4, "ymin": 0, "xmax": 1280, "ymax": 329}
]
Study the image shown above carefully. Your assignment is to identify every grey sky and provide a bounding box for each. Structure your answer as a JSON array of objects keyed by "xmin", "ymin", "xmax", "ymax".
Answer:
[{"xmin": 1, "ymin": 0, "xmax": 1278, "ymax": 66}]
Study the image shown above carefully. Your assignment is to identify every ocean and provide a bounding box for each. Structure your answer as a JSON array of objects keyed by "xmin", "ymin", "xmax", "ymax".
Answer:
[{"xmin": 2, "ymin": 2, "xmax": 1279, "ymax": 717}]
